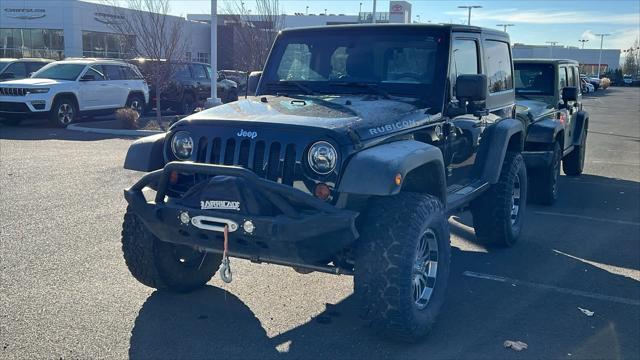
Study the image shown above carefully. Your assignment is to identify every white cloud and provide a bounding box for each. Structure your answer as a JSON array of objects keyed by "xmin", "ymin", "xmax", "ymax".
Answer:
[
  {"xmin": 579, "ymin": 28, "xmax": 639, "ymax": 49},
  {"xmin": 445, "ymin": 9, "xmax": 639, "ymax": 25}
]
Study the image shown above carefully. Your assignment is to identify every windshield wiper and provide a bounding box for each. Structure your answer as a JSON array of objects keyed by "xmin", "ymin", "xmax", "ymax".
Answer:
[
  {"xmin": 328, "ymin": 82, "xmax": 391, "ymax": 99},
  {"xmin": 267, "ymin": 81, "xmax": 315, "ymax": 95}
]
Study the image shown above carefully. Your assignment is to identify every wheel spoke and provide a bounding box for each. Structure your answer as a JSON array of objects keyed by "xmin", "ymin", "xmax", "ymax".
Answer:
[{"xmin": 412, "ymin": 228, "xmax": 439, "ymax": 309}]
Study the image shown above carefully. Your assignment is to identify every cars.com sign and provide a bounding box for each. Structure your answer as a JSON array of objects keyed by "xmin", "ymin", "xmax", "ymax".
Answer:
[{"xmin": 3, "ymin": 8, "xmax": 46, "ymax": 20}]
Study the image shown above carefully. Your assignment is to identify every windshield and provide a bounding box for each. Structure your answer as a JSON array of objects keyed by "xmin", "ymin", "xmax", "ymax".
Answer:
[
  {"xmin": 514, "ymin": 63, "xmax": 555, "ymax": 96},
  {"xmin": 32, "ymin": 63, "xmax": 86, "ymax": 81},
  {"xmin": 262, "ymin": 27, "xmax": 450, "ymax": 109},
  {"xmin": 0, "ymin": 60, "xmax": 11, "ymax": 73}
]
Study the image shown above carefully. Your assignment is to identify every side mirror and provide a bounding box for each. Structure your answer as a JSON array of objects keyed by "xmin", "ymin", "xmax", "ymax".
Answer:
[
  {"xmin": 0, "ymin": 72, "xmax": 15, "ymax": 80},
  {"xmin": 562, "ymin": 86, "xmax": 578, "ymax": 102},
  {"xmin": 247, "ymin": 71, "xmax": 262, "ymax": 96},
  {"xmin": 456, "ymin": 74, "xmax": 488, "ymax": 102},
  {"xmin": 28, "ymin": 72, "xmax": 34, "ymax": 77},
  {"xmin": 80, "ymin": 74, "xmax": 95, "ymax": 81}
]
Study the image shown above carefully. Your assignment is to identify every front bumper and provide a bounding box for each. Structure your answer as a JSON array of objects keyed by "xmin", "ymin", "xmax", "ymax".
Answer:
[
  {"xmin": 125, "ymin": 161, "xmax": 359, "ymax": 265},
  {"xmin": 0, "ymin": 95, "xmax": 50, "ymax": 115},
  {"xmin": 523, "ymin": 150, "xmax": 553, "ymax": 169}
]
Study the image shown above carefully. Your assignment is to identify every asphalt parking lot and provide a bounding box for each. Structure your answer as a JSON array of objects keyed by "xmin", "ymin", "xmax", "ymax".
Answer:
[{"xmin": 1, "ymin": 87, "xmax": 639, "ymax": 359}]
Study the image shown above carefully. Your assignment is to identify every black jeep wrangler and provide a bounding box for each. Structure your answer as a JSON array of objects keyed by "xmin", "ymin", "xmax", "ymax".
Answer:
[
  {"xmin": 515, "ymin": 59, "xmax": 589, "ymax": 205},
  {"xmin": 122, "ymin": 24, "xmax": 528, "ymax": 341}
]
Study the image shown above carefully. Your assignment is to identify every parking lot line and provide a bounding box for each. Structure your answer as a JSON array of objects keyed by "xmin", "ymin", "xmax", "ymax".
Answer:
[
  {"xmin": 534, "ymin": 211, "xmax": 640, "ymax": 226},
  {"xmin": 462, "ymin": 271, "xmax": 640, "ymax": 306}
]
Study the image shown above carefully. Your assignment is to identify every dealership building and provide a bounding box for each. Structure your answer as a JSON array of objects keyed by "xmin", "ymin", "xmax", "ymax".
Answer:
[{"xmin": 513, "ymin": 44, "xmax": 621, "ymax": 74}]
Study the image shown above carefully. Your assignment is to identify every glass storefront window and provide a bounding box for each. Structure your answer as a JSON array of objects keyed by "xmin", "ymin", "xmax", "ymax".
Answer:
[
  {"xmin": 82, "ymin": 31, "xmax": 136, "ymax": 59},
  {"xmin": 0, "ymin": 28, "xmax": 65, "ymax": 60}
]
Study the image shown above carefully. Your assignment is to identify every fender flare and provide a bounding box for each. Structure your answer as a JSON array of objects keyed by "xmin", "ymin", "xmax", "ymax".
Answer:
[
  {"xmin": 525, "ymin": 118, "xmax": 564, "ymax": 144},
  {"xmin": 124, "ymin": 133, "xmax": 166, "ymax": 172},
  {"xmin": 476, "ymin": 119, "xmax": 524, "ymax": 184},
  {"xmin": 337, "ymin": 140, "xmax": 445, "ymax": 200},
  {"xmin": 572, "ymin": 110, "xmax": 589, "ymax": 146}
]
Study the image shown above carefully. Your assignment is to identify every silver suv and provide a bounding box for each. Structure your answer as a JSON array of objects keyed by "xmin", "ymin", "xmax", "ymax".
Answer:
[{"xmin": 0, "ymin": 59, "xmax": 149, "ymax": 127}]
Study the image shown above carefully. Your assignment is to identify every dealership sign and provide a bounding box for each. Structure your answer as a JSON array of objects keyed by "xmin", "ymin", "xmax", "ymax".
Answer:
[
  {"xmin": 390, "ymin": 4, "xmax": 404, "ymax": 13},
  {"xmin": 94, "ymin": 12, "xmax": 125, "ymax": 25},
  {"xmin": 3, "ymin": 8, "xmax": 46, "ymax": 20}
]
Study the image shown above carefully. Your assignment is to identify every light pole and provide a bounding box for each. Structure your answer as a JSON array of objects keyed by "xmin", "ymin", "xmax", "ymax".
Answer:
[
  {"xmin": 416, "ymin": 14, "xmax": 421, "ymax": 23},
  {"xmin": 372, "ymin": 0, "xmax": 377, "ymax": 24},
  {"xmin": 458, "ymin": 5, "xmax": 482, "ymax": 26},
  {"xmin": 496, "ymin": 23, "xmax": 514, "ymax": 32},
  {"xmin": 595, "ymin": 33, "xmax": 610, "ymax": 78},
  {"xmin": 306, "ymin": 5, "xmax": 309, "ymax": 15},
  {"xmin": 578, "ymin": 39, "xmax": 589, "ymax": 49},
  {"xmin": 206, "ymin": 0, "xmax": 221, "ymax": 107},
  {"xmin": 546, "ymin": 41, "xmax": 558, "ymax": 58},
  {"xmin": 359, "ymin": 2, "xmax": 362, "ymax": 14}
]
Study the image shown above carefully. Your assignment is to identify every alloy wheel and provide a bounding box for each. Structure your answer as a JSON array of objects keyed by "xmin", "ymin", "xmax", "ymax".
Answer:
[
  {"xmin": 57, "ymin": 103, "xmax": 74, "ymax": 125},
  {"xmin": 412, "ymin": 228, "xmax": 439, "ymax": 310},
  {"xmin": 510, "ymin": 174, "xmax": 522, "ymax": 225}
]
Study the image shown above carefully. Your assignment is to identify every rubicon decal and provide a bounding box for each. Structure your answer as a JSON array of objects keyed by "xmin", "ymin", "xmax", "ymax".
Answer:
[
  {"xmin": 368, "ymin": 119, "xmax": 417, "ymax": 135},
  {"xmin": 200, "ymin": 200, "xmax": 241, "ymax": 211},
  {"xmin": 237, "ymin": 129, "xmax": 258, "ymax": 139}
]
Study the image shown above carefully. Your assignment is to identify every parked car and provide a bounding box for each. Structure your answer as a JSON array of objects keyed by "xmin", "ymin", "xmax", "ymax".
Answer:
[
  {"xmin": 514, "ymin": 59, "xmax": 589, "ymax": 205},
  {"xmin": 0, "ymin": 59, "xmax": 148, "ymax": 127},
  {"xmin": 581, "ymin": 78, "xmax": 594, "ymax": 93},
  {"xmin": 122, "ymin": 24, "xmax": 529, "ymax": 342},
  {"xmin": 0, "ymin": 58, "xmax": 53, "ymax": 81},
  {"xmin": 129, "ymin": 59, "xmax": 239, "ymax": 115},
  {"xmin": 623, "ymin": 75, "xmax": 634, "ymax": 86},
  {"xmin": 581, "ymin": 75, "xmax": 601, "ymax": 91},
  {"xmin": 219, "ymin": 69, "xmax": 247, "ymax": 93}
]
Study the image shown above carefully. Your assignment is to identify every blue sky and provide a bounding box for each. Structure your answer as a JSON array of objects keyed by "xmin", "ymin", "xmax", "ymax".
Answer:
[{"xmin": 91, "ymin": 0, "xmax": 640, "ymax": 50}]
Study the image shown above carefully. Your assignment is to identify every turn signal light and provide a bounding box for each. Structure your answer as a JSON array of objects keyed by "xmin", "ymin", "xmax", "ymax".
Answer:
[
  {"xmin": 395, "ymin": 173, "xmax": 402, "ymax": 186},
  {"xmin": 314, "ymin": 183, "xmax": 331, "ymax": 200},
  {"xmin": 169, "ymin": 171, "xmax": 179, "ymax": 184}
]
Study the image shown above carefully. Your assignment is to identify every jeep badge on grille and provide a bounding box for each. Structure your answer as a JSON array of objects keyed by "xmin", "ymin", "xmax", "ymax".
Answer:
[{"xmin": 237, "ymin": 129, "xmax": 258, "ymax": 139}]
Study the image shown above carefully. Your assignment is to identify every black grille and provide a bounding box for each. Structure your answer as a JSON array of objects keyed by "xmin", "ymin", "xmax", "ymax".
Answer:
[
  {"xmin": 0, "ymin": 87, "xmax": 27, "ymax": 96},
  {"xmin": 196, "ymin": 137, "xmax": 298, "ymax": 185},
  {"xmin": 0, "ymin": 101, "xmax": 30, "ymax": 113}
]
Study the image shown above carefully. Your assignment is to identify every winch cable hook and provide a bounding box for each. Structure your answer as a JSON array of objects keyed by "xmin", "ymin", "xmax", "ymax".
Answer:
[{"xmin": 219, "ymin": 225, "xmax": 233, "ymax": 283}]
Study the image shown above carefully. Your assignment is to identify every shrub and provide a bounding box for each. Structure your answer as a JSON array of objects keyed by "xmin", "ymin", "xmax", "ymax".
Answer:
[{"xmin": 116, "ymin": 108, "xmax": 141, "ymax": 129}]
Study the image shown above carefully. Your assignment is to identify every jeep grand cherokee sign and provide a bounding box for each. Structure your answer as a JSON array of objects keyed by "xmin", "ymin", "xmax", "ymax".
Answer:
[{"xmin": 3, "ymin": 8, "xmax": 46, "ymax": 20}]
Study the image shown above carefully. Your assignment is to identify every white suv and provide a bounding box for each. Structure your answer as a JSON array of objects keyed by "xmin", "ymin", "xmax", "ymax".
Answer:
[{"xmin": 0, "ymin": 59, "xmax": 149, "ymax": 127}]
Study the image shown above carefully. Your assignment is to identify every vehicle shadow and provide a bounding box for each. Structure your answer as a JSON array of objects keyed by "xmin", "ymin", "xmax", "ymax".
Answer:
[
  {"xmin": 128, "ymin": 171, "xmax": 639, "ymax": 359},
  {"xmin": 0, "ymin": 120, "xmax": 132, "ymax": 141}
]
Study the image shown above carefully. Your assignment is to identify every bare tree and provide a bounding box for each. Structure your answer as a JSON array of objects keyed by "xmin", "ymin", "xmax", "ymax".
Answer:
[
  {"xmin": 99, "ymin": 0, "xmax": 187, "ymax": 120},
  {"xmin": 223, "ymin": 0, "xmax": 284, "ymax": 72}
]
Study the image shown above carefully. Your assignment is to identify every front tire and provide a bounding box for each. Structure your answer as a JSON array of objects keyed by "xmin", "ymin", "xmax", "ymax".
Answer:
[
  {"xmin": 471, "ymin": 151, "xmax": 528, "ymax": 247},
  {"xmin": 49, "ymin": 97, "xmax": 78, "ymax": 128},
  {"xmin": 529, "ymin": 142, "xmax": 561, "ymax": 205},
  {"xmin": 126, "ymin": 94, "xmax": 145, "ymax": 117},
  {"xmin": 121, "ymin": 207, "xmax": 222, "ymax": 293},
  {"xmin": 355, "ymin": 193, "xmax": 451, "ymax": 342},
  {"xmin": 563, "ymin": 128, "xmax": 587, "ymax": 176}
]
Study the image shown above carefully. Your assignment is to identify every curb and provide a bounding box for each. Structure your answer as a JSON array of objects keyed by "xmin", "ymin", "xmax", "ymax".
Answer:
[{"xmin": 67, "ymin": 122, "xmax": 164, "ymax": 137}]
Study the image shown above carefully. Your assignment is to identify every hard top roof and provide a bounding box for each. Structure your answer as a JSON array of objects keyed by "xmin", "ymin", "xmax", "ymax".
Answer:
[
  {"xmin": 280, "ymin": 23, "xmax": 508, "ymax": 38},
  {"xmin": 514, "ymin": 58, "xmax": 580, "ymax": 65}
]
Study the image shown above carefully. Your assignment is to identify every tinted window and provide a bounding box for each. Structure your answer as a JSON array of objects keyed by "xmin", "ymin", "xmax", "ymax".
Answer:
[
  {"xmin": 514, "ymin": 63, "xmax": 554, "ymax": 96},
  {"xmin": 484, "ymin": 40, "xmax": 513, "ymax": 93},
  {"xmin": 84, "ymin": 66, "xmax": 106, "ymax": 81},
  {"xmin": 174, "ymin": 64, "xmax": 191, "ymax": 79},
  {"xmin": 190, "ymin": 64, "xmax": 207, "ymax": 80},
  {"xmin": 119, "ymin": 66, "xmax": 140, "ymax": 80},
  {"xmin": 102, "ymin": 65, "xmax": 123, "ymax": 80},
  {"xmin": 567, "ymin": 66, "xmax": 575, "ymax": 88},
  {"xmin": 26, "ymin": 62, "xmax": 47, "ymax": 74},
  {"xmin": 4, "ymin": 62, "xmax": 27, "ymax": 78},
  {"xmin": 451, "ymin": 39, "xmax": 479, "ymax": 77},
  {"xmin": 32, "ymin": 63, "xmax": 85, "ymax": 81},
  {"xmin": 559, "ymin": 67, "xmax": 568, "ymax": 88}
]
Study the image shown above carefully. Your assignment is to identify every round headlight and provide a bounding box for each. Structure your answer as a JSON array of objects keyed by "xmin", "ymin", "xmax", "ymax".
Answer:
[
  {"xmin": 171, "ymin": 131, "xmax": 194, "ymax": 160},
  {"xmin": 308, "ymin": 141, "xmax": 337, "ymax": 175}
]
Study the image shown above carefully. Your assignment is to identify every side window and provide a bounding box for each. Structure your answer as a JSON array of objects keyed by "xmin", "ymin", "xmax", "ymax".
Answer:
[
  {"xmin": 451, "ymin": 38, "xmax": 479, "ymax": 93},
  {"xmin": 484, "ymin": 40, "xmax": 513, "ymax": 93},
  {"xmin": 4, "ymin": 62, "xmax": 27, "ymax": 78},
  {"xmin": 174, "ymin": 64, "xmax": 191, "ymax": 79},
  {"xmin": 102, "ymin": 65, "xmax": 123, "ymax": 80},
  {"xmin": 84, "ymin": 66, "xmax": 106, "ymax": 81},
  {"xmin": 572, "ymin": 67, "xmax": 581, "ymax": 94},
  {"xmin": 26, "ymin": 62, "xmax": 46, "ymax": 74},
  {"xmin": 559, "ymin": 67, "xmax": 568, "ymax": 89},
  {"xmin": 190, "ymin": 64, "xmax": 208, "ymax": 80},
  {"xmin": 567, "ymin": 66, "xmax": 575, "ymax": 88}
]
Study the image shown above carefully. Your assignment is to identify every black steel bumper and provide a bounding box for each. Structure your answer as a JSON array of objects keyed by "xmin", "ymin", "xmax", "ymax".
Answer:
[
  {"xmin": 523, "ymin": 150, "xmax": 554, "ymax": 169},
  {"xmin": 125, "ymin": 161, "xmax": 359, "ymax": 265}
]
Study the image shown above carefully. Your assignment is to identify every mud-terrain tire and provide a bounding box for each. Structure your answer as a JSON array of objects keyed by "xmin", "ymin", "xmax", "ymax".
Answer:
[
  {"xmin": 471, "ymin": 151, "xmax": 527, "ymax": 247},
  {"xmin": 529, "ymin": 141, "xmax": 561, "ymax": 205},
  {"xmin": 49, "ymin": 96, "xmax": 78, "ymax": 128},
  {"xmin": 354, "ymin": 193, "xmax": 451, "ymax": 342},
  {"xmin": 121, "ymin": 207, "xmax": 221, "ymax": 293},
  {"xmin": 563, "ymin": 128, "xmax": 587, "ymax": 176}
]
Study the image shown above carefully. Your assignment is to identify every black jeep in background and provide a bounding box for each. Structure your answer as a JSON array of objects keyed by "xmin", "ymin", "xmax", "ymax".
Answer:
[
  {"xmin": 515, "ymin": 59, "xmax": 589, "ymax": 205},
  {"xmin": 122, "ymin": 24, "xmax": 528, "ymax": 342},
  {"xmin": 0, "ymin": 58, "xmax": 53, "ymax": 81},
  {"xmin": 129, "ymin": 59, "xmax": 239, "ymax": 114}
]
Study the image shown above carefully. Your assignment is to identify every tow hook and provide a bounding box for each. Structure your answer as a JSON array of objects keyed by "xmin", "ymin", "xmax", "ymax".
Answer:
[{"xmin": 219, "ymin": 225, "xmax": 233, "ymax": 283}]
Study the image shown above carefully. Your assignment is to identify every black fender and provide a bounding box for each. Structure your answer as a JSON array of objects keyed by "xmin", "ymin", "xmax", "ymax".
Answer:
[
  {"xmin": 337, "ymin": 140, "xmax": 446, "ymax": 201},
  {"xmin": 123, "ymin": 133, "xmax": 166, "ymax": 172},
  {"xmin": 572, "ymin": 111, "xmax": 589, "ymax": 146},
  {"xmin": 525, "ymin": 117, "xmax": 564, "ymax": 144},
  {"xmin": 475, "ymin": 119, "xmax": 524, "ymax": 184}
]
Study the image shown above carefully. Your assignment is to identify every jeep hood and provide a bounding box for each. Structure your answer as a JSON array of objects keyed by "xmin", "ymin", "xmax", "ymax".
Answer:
[
  {"xmin": 180, "ymin": 95, "xmax": 438, "ymax": 144},
  {"xmin": 515, "ymin": 99, "xmax": 555, "ymax": 123},
  {"xmin": 0, "ymin": 78, "xmax": 70, "ymax": 86}
]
